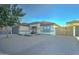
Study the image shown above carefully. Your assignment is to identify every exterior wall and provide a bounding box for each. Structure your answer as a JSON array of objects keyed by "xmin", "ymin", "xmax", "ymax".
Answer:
[
  {"xmin": 51, "ymin": 24, "xmax": 60, "ymax": 36},
  {"xmin": 37, "ymin": 24, "xmax": 41, "ymax": 34},
  {"xmin": 55, "ymin": 22, "xmax": 79, "ymax": 36},
  {"xmin": 65, "ymin": 27, "xmax": 73, "ymax": 36},
  {"xmin": 29, "ymin": 23, "xmax": 41, "ymax": 34},
  {"xmin": 19, "ymin": 26, "xmax": 29, "ymax": 31},
  {"xmin": 0, "ymin": 27, "xmax": 6, "ymax": 34},
  {"xmin": 0, "ymin": 26, "xmax": 12, "ymax": 34},
  {"xmin": 19, "ymin": 25, "xmax": 29, "ymax": 34},
  {"xmin": 1, "ymin": 26, "xmax": 18, "ymax": 34},
  {"xmin": 66, "ymin": 23, "xmax": 79, "ymax": 36},
  {"xmin": 53, "ymin": 25, "xmax": 59, "ymax": 35},
  {"xmin": 55, "ymin": 27, "xmax": 64, "ymax": 35},
  {"xmin": 29, "ymin": 23, "xmax": 56, "ymax": 35},
  {"xmin": 51, "ymin": 25, "xmax": 55, "ymax": 35},
  {"xmin": 0, "ymin": 25, "xmax": 29, "ymax": 34},
  {"xmin": 56, "ymin": 27, "xmax": 73, "ymax": 36}
]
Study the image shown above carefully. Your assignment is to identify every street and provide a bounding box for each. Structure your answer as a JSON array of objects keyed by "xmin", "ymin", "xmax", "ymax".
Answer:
[{"xmin": 0, "ymin": 34, "xmax": 79, "ymax": 55}]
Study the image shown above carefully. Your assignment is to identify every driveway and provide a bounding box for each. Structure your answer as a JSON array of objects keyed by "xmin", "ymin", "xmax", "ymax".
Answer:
[{"xmin": 0, "ymin": 34, "xmax": 79, "ymax": 55}]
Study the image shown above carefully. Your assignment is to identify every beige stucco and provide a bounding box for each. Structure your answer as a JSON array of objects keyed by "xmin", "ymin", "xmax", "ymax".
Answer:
[
  {"xmin": 30, "ymin": 23, "xmax": 41, "ymax": 34},
  {"xmin": 19, "ymin": 25, "xmax": 29, "ymax": 32},
  {"xmin": 53, "ymin": 24, "xmax": 60, "ymax": 28},
  {"xmin": 66, "ymin": 23, "xmax": 79, "ymax": 27},
  {"xmin": 55, "ymin": 22, "xmax": 79, "ymax": 36},
  {"xmin": 29, "ymin": 23, "xmax": 57, "ymax": 35}
]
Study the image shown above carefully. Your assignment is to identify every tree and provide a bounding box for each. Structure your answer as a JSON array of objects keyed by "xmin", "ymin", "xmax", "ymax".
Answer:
[
  {"xmin": 0, "ymin": 5, "xmax": 10, "ymax": 36},
  {"xmin": 8, "ymin": 4, "xmax": 25, "ymax": 35},
  {"xmin": 8, "ymin": 5, "xmax": 25, "ymax": 26},
  {"xmin": 0, "ymin": 4, "xmax": 25, "ymax": 37}
]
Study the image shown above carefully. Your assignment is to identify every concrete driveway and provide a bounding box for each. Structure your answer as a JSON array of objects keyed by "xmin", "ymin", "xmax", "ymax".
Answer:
[{"xmin": 0, "ymin": 34, "xmax": 79, "ymax": 55}]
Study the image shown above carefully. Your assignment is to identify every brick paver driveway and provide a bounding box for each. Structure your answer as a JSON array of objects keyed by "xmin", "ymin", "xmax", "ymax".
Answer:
[{"xmin": 0, "ymin": 34, "xmax": 79, "ymax": 55}]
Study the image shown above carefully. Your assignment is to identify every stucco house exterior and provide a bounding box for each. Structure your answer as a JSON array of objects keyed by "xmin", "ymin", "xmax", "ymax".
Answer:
[
  {"xmin": 12, "ymin": 23, "xmax": 29, "ymax": 34},
  {"xmin": 0, "ymin": 26, "xmax": 12, "ymax": 34},
  {"xmin": 66, "ymin": 20, "xmax": 79, "ymax": 36},
  {"xmin": 56, "ymin": 20, "xmax": 79, "ymax": 36},
  {"xmin": 0, "ymin": 20, "xmax": 79, "ymax": 36},
  {"xmin": 29, "ymin": 21, "xmax": 60, "ymax": 35}
]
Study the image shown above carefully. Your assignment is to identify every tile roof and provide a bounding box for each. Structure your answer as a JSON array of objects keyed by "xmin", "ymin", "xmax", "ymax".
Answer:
[
  {"xmin": 30, "ymin": 21, "xmax": 54, "ymax": 25},
  {"xmin": 19, "ymin": 23, "xmax": 29, "ymax": 26},
  {"xmin": 67, "ymin": 20, "xmax": 79, "ymax": 24}
]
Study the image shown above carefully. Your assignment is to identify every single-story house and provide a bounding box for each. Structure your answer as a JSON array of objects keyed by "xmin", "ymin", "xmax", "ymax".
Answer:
[
  {"xmin": 66, "ymin": 20, "xmax": 79, "ymax": 36},
  {"xmin": 29, "ymin": 21, "xmax": 60, "ymax": 35},
  {"xmin": 56, "ymin": 20, "xmax": 79, "ymax": 36},
  {"xmin": 12, "ymin": 23, "xmax": 29, "ymax": 34},
  {"xmin": 0, "ymin": 26, "xmax": 12, "ymax": 34},
  {"xmin": 0, "ymin": 23, "xmax": 29, "ymax": 34}
]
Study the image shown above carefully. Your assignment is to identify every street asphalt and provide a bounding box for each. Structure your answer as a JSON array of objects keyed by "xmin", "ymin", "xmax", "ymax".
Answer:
[{"xmin": 0, "ymin": 34, "xmax": 79, "ymax": 55}]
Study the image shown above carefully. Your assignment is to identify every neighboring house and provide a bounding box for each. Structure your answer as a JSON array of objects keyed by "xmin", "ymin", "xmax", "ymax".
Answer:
[
  {"xmin": 18, "ymin": 23, "xmax": 29, "ymax": 34},
  {"xmin": 29, "ymin": 21, "xmax": 60, "ymax": 35},
  {"xmin": 12, "ymin": 23, "xmax": 29, "ymax": 34},
  {"xmin": 0, "ymin": 27, "xmax": 6, "ymax": 34},
  {"xmin": 56, "ymin": 20, "xmax": 79, "ymax": 36},
  {"xmin": 0, "ymin": 26, "xmax": 12, "ymax": 34},
  {"xmin": 0, "ymin": 23, "xmax": 29, "ymax": 34},
  {"xmin": 66, "ymin": 20, "xmax": 79, "ymax": 36}
]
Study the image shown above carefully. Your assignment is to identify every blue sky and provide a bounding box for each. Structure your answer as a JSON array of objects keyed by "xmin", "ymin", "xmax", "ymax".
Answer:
[{"xmin": 18, "ymin": 4, "xmax": 79, "ymax": 26}]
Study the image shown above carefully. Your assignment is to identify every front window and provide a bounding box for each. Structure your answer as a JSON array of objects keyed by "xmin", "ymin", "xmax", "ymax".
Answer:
[{"xmin": 41, "ymin": 25, "xmax": 51, "ymax": 32}]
